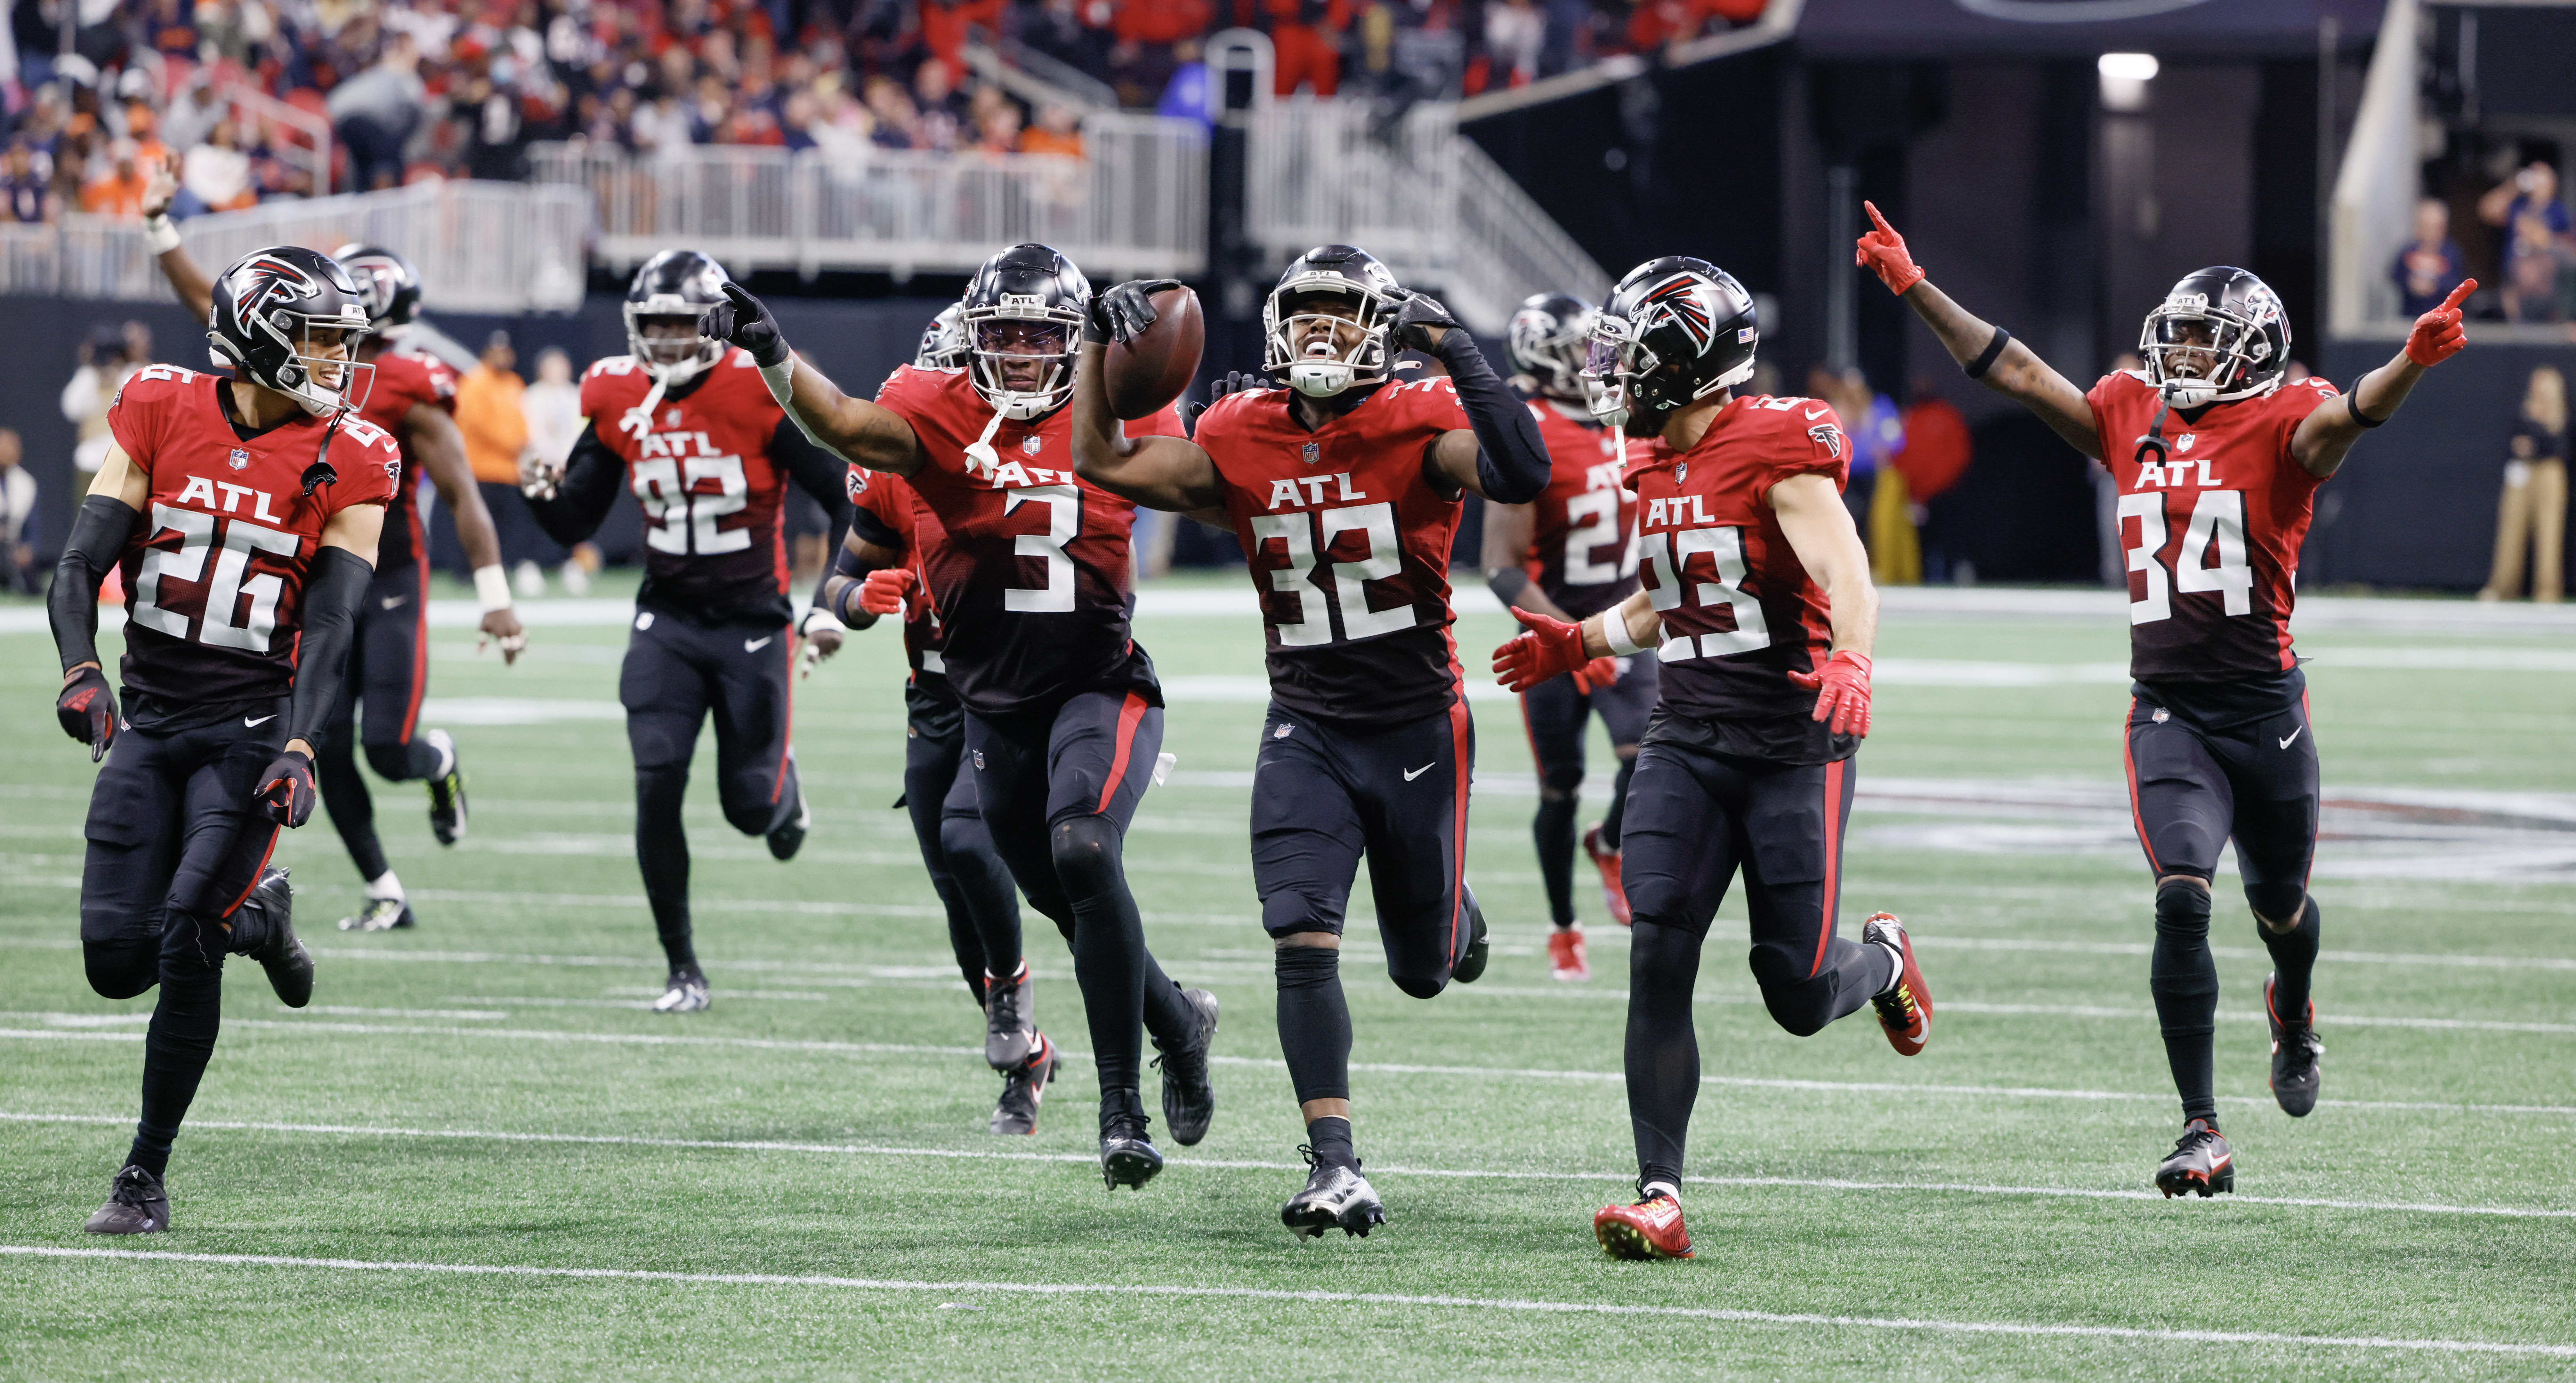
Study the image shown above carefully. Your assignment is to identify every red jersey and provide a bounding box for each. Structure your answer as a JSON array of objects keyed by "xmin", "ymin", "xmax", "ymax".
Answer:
[
  {"xmin": 844, "ymin": 464, "xmax": 952, "ymax": 689},
  {"xmin": 105, "ymin": 366, "xmax": 402, "ymax": 718},
  {"xmin": 1194, "ymin": 377, "xmax": 1472, "ymax": 728},
  {"xmin": 1521, "ymin": 398, "xmax": 1636, "ymax": 619},
  {"xmin": 1629, "ymin": 394, "xmax": 1849, "ymax": 763},
  {"xmin": 871, "ymin": 366, "xmax": 1186, "ymax": 717},
  {"xmin": 2086, "ymin": 370, "xmax": 2335, "ymax": 686},
  {"xmin": 354, "ymin": 346, "xmax": 456, "ymax": 574},
  {"xmin": 580, "ymin": 349, "xmax": 797, "ymax": 623}
]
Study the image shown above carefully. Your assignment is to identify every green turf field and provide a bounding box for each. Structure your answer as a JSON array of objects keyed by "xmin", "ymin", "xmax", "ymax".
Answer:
[{"xmin": 2, "ymin": 574, "xmax": 2571, "ymax": 1380}]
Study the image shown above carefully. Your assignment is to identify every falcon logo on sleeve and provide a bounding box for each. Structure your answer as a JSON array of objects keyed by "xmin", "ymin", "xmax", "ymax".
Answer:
[{"xmin": 1808, "ymin": 423, "xmax": 1845, "ymax": 460}]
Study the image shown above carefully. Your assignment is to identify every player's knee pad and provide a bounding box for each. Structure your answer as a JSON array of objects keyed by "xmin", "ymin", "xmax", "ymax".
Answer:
[
  {"xmin": 1261, "ymin": 889, "xmax": 1339, "ymax": 939},
  {"xmin": 2150, "ymin": 877, "xmax": 2218, "ymax": 998},
  {"xmin": 2154, "ymin": 876, "xmax": 2213, "ymax": 941},
  {"xmin": 1274, "ymin": 941, "xmax": 1340, "ymax": 992},
  {"xmin": 1537, "ymin": 761, "xmax": 1585, "ymax": 801},
  {"xmin": 82, "ymin": 939, "xmax": 157, "ymax": 1000},
  {"xmin": 1046, "ymin": 814, "xmax": 1121, "ymax": 901},
  {"xmin": 2244, "ymin": 881, "xmax": 2308, "ymax": 929}
]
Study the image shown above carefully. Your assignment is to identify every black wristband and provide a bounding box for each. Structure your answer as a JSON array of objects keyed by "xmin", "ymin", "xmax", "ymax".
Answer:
[
  {"xmin": 1964, "ymin": 326, "xmax": 2011, "ymax": 380},
  {"xmin": 2344, "ymin": 380, "xmax": 2386, "ymax": 429}
]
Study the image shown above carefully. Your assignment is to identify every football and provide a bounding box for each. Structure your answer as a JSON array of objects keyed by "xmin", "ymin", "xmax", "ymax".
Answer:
[{"xmin": 1104, "ymin": 285, "xmax": 1205, "ymax": 420}]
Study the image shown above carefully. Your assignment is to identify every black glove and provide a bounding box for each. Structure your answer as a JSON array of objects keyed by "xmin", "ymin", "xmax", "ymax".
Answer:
[
  {"xmin": 1392, "ymin": 291, "xmax": 1463, "ymax": 354},
  {"xmin": 57, "ymin": 665, "xmax": 117, "ymax": 762},
  {"xmin": 1184, "ymin": 369, "xmax": 1264, "ymax": 426},
  {"xmin": 255, "ymin": 748, "xmax": 318, "ymax": 827},
  {"xmin": 1086, "ymin": 278, "xmax": 1185, "ymax": 346},
  {"xmin": 705, "ymin": 281, "xmax": 790, "ymax": 368}
]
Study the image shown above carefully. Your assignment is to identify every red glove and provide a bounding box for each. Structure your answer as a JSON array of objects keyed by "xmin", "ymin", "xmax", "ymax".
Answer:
[
  {"xmin": 859, "ymin": 567, "xmax": 916, "ymax": 617},
  {"xmin": 1491, "ymin": 607, "xmax": 1592, "ymax": 694},
  {"xmin": 1787, "ymin": 649, "xmax": 1873, "ymax": 738},
  {"xmin": 1853, "ymin": 201, "xmax": 1925, "ymax": 297},
  {"xmin": 57, "ymin": 665, "xmax": 117, "ymax": 763},
  {"xmin": 1570, "ymin": 655, "xmax": 1620, "ymax": 695},
  {"xmin": 255, "ymin": 748, "xmax": 318, "ymax": 827},
  {"xmin": 2404, "ymin": 278, "xmax": 2474, "ymax": 367}
]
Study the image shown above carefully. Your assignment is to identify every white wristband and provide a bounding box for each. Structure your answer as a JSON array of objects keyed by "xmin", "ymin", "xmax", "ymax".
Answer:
[
  {"xmin": 798, "ymin": 606, "xmax": 844, "ymax": 637},
  {"xmin": 1602, "ymin": 610, "xmax": 1646, "ymax": 657},
  {"xmin": 757, "ymin": 356, "xmax": 798, "ymax": 409},
  {"xmin": 472, "ymin": 564, "xmax": 513, "ymax": 614},
  {"xmin": 143, "ymin": 213, "xmax": 181, "ymax": 255}
]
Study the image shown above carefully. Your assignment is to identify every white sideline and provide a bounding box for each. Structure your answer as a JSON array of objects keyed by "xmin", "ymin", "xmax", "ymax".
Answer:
[
  {"xmin": 4, "ymin": 1111, "xmax": 2568, "ymax": 1220},
  {"xmin": 3, "ymin": 1246, "xmax": 2569, "ymax": 1358}
]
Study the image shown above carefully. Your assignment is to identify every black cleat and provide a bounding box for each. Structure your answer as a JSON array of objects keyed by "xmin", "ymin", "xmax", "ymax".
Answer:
[
  {"xmin": 2265, "ymin": 975, "xmax": 2323, "ymax": 1118},
  {"xmin": 991, "ymin": 1034, "xmax": 1059, "ymax": 1136},
  {"xmin": 238, "ymin": 867, "xmax": 313, "ymax": 1008},
  {"xmin": 1100, "ymin": 1107, "xmax": 1163, "ymax": 1190},
  {"xmin": 2154, "ymin": 1118, "xmax": 2235, "ymax": 1198},
  {"xmin": 1449, "ymin": 888, "xmax": 1491, "ymax": 985},
  {"xmin": 337, "ymin": 897, "xmax": 416, "ymax": 932},
  {"xmin": 424, "ymin": 728, "xmax": 467, "ymax": 846},
  {"xmin": 83, "ymin": 1164, "xmax": 170, "ymax": 1235},
  {"xmin": 652, "ymin": 964, "xmax": 710, "ymax": 1013},
  {"xmin": 765, "ymin": 780, "xmax": 810, "ymax": 861},
  {"xmin": 1151, "ymin": 987, "xmax": 1220, "ymax": 1147},
  {"xmin": 1281, "ymin": 1150, "xmax": 1386, "ymax": 1239},
  {"xmin": 984, "ymin": 963, "xmax": 1038, "ymax": 1071}
]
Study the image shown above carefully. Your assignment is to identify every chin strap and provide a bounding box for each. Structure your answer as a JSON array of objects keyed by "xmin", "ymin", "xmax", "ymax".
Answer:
[
  {"xmin": 961, "ymin": 400, "xmax": 1010, "ymax": 480},
  {"xmin": 620, "ymin": 374, "xmax": 670, "ymax": 443}
]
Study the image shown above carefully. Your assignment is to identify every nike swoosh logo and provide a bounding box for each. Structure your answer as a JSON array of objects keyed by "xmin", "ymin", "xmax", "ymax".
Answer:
[
  {"xmin": 744, "ymin": 637, "xmax": 774, "ymax": 652},
  {"xmin": 380, "ymin": 595, "xmax": 408, "ymax": 609},
  {"xmin": 246, "ymin": 715, "xmax": 276, "ymax": 727},
  {"xmin": 2279, "ymin": 726, "xmax": 2304, "ymax": 749},
  {"xmin": 1804, "ymin": 406, "xmax": 1827, "ymax": 420},
  {"xmin": 1403, "ymin": 762, "xmax": 1435, "ymax": 781}
]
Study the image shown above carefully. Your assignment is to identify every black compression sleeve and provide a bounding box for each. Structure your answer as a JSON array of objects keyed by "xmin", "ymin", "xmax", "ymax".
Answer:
[
  {"xmin": 286, "ymin": 546, "xmax": 374, "ymax": 747},
  {"xmin": 524, "ymin": 422, "xmax": 626, "ymax": 545},
  {"xmin": 1433, "ymin": 334, "xmax": 1552, "ymax": 504},
  {"xmin": 1485, "ymin": 563, "xmax": 1530, "ymax": 608},
  {"xmin": 775, "ymin": 415, "xmax": 857, "ymax": 529},
  {"xmin": 50, "ymin": 495, "xmax": 137, "ymax": 671}
]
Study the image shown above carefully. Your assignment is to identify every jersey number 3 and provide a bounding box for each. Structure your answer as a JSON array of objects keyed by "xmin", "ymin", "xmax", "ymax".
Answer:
[{"xmin": 2118, "ymin": 490, "xmax": 2251, "ymax": 624}]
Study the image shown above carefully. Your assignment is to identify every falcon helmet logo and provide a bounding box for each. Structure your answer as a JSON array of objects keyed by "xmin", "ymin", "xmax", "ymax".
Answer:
[
  {"xmin": 234, "ymin": 253, "xmax": 325, "ymax": 325},
  {"xmin": 1808, "ymin": 423, "xmax": 1845, "ymax": 459},
  {"xmin": 228, "ymin": 448, "xmax": 250, "ymax": 471},
  {"xmin": 1639, "ymin": 274, "xmax": 1721, "ymax": 353}
]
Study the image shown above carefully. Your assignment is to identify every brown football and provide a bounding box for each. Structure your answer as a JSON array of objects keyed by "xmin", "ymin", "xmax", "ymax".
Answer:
[{"xmin": 1103, "ymin": 286, "xmax": 1205, "ymax": 421}]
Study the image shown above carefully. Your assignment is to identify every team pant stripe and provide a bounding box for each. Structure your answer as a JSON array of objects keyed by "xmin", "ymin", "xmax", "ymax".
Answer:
[
  {"xmin": 1094, "ymin": 693, "xmax": 1151, "ymax": 816},
  {"xmin": 1448, "ymin": 696, "xmax": 1473, "ymax": 963},
  {"xmin": 1811, "ymin": 757, "xmax": 1844, "ymax": 978},
  {"xmin": 2122, "ymin": 697, "xmax": 2160, "ymax": 874},
  {"xmin": 397, "ymin": 554, "xmax": 431, "ymax": 744},
  {"xmin": 222, "ymin": 825, "xmax": 284, "ymax": 919}
]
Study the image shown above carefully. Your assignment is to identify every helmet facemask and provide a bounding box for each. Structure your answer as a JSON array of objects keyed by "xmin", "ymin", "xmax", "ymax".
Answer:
[
  {"xmin": 1509, "ymin": 302, "xmax": 1596, "ymax": 405},
  {"xmin": 1582, "ymin": 315, "xmax": 1657, "ymax": 429},
  {"xmin": 1263, "ymin": 281, "xmax": 1397, "ymax": 398},
  {"xmin": 962, "ymin": 297, "xmax": 1082, "ymax": 421},
  {"xmin": 2140, "ymin": 296, "xmax": 2273, "ymax": 408},
  {"xmin": 242, "ymin": 307, "xmax": 375, "ymax": 416},
  {"xmin": 623, "ymin": 297, "xmax": 723, "ymax": 390}
]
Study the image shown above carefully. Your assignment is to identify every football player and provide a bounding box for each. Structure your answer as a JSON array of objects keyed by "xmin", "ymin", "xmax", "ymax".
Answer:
[
  {"xmin": 1069, "ymin": 245, "xmax": 1555, "ymax": 1237},
  {"xmin": 706, "ymin": 245, "xmax": 1221, "ymax": 1189},
  {"xmin": 50, "ymin": 246, "xmax": 398, "ymax": 1233},
  {"xmin": 1855, "ymin": 204, "xmax": 2474, "ymax": 1195},
  {"xmin": 813, "ymin": 304, "xmax": 1062, "ymax": 1136},
  {"xmin": 1491, "ymin": 257, "xmax": 1932, "ymax": 1262},
  {"xmin": 520, "ymin": 250, "xmax": 854, "ymax": 1013},
  {"xmin": 1482, "ymin": 291, "xmax": 1653, "ymax": 982},
  {"xmin": 140, "ymin": 188, "xmax": 527, "ymax": 933}
]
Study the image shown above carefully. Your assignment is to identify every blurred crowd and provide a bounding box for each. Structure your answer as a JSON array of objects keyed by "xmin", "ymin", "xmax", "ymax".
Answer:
[{"xmin": 2396, "ymin": 157, "xmax": 2576, "ymax": 326}]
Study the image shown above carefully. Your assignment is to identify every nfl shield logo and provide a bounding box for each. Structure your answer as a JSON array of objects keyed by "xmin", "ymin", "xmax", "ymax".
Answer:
[
  {"xmin": 228, "ymin": 448, "xmax": 249, "ymax": 471},
  {"xmin": 1675, "ymin": 461, "xmax": 1688, "ymax": 483},
  {"xmin": 1301, "ymin": 441, "xmax": 1320, "ymax": 466},
  {"xmin": 1022, "ymin": 435, "xmax": 1043, "ymax": 456},
  {"xmin": 2176, "ymin": 433, "xmax": 2196, "ymax": 453},
  {"xmin": 665, "ymin": 408, "xmax": 682, "ymax": 427}
]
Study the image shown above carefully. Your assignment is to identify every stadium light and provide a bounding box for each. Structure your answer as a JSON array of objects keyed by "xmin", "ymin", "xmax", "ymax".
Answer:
[{"xmin": 2098, "ymin": 52, "xmax": 2158, "ymax": 111}]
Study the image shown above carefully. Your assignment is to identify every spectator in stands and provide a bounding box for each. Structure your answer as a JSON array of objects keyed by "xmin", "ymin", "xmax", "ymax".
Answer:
[
  {"xmin": 911, "ymin": 57, "xmax": 969, "ymax": 151},
  {"xmin": 3, "ymin": 139, "xmax": 53, "ymax": 223},
  {"xmin": 455, "ymin": 331, "xmax": 544, "ymax": 595},
  {"xmin": 1269, "ymin": 0, "xmax": 1350, "ymax": 97},
  {"xmin": 2393, "ymin": 197, "xmax": 2467, "ymax": 318},
  {"xmin": 61, "ymin": 323, "xmax": 139, "ymax": 480},
  {"xmin": 1485, "ymin": 0, "xmax": 1544, "ymax": 88},
  {"xmin": 182, "ymin": 120, "xmax": 260, "ymax": 212},
  {"xmin": 1023, "ymin": 102, "xmax": 1085, "ymax": 157},
  {"xmin": 917, "ymin": 0, "xmax": 1005, "ymax": 86},
  {"xmin": 46, "ymin": 144, "xmax": 89, "ymax": 216},
  {"xmin": 865, "ymin": 74, "xmax": 920, "ymax": 149},
  {"xmin": 973, "ymin": 93, "xmax": 1024, "ymax": 152},
  {"xmin": 511, "ymin": 344, "xmax": 592, "ymax": 594},
  {"xmin": 329, "ymin": 31, "xmax": 427, "ymax": 191},
  {"xmin": 1155, "ymin": 39, "xmax": 1212, "ymax": 125},
  {"xmin": 1109, "ymin": 0, "xmax": 1209, "ymax": 109},
  {"xmin": 2480, "ymin": 161, "xmax": 2572, "ymax": 324},
  {"xmin": 80, "ymin": 139, "xmax": 150, "ymax": 218},
  {"xmin": 0, "ymin": 429, "xmax": 36, "ymax": 597},
  {"xmin": 161, "ymin": 81, "xmax": 226, "ymax": 153},
  {"xmin": 1894, "ymin": 383, "xmax": 1973, "ymax": 584},
  {"xmin": 2480, "ymin": 364, "xmax": 2568, "ymax": 604}
]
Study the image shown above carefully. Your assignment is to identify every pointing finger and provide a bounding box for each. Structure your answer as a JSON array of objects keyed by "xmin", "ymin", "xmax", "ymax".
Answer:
[
  {"xmin": 1863, "ymin": 200, "xmax": 1896, "ymax": 238},
  {"xmin": 2438, "ymin": 278, "xmax": 2476, "ymax": 314}
]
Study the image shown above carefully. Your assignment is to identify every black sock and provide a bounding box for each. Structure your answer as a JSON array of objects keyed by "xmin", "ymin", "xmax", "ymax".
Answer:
[
  {"xmin": 1052, "ymin": 816, "xmax": 1149, "ymax": 1097},
  {"xmin": 401, "ymin": 735, "xmax": 443, "ymax": 781},
  {"xmin": 1533, "ymin": 793, "xmax": 1580, "ymax": 926},
  {"xmin": 1601, "ymin": 755, "xmax": 1638, "ymax": 849},
  {"xmin": 1625, "ymin": 921, "xmax": 1703, "ymax": 1191},
  {"xmin": 315, "ymin": 734, "xmax": 389, "ymax": 882},
  {"xmin": 1275, "ymin": 944, "xmax": 1351, "ymax": 1106},
  {"xmin": 2260, "ymin": 895, "xmax": 2322, "ymax": 1026},
  {"xmin": 1305, "ymin": 1114, "xmax": 1357, "ymax": 1170},
  {"xmin": 2150, "ymin": 879, "xmax": 2220, "ymax": 1124},
  {"xmin": 636, "ymin": 765, "xmax": 695, "ymax": 970},
  {"xmin": 130, "ymin": 941, "xmax": 222, "ymax": 1179}
]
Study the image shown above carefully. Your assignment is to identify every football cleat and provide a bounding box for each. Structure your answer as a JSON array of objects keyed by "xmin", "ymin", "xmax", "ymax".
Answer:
[
  {"xmin": 1582, "ymin": 823, "xmax": 1631, "ymax": 926},
  {"xmin": 1100, "ymin": 1108, "xmax": 1163, "ymax": 1190},
  {"xmin": 424, "ymin": 728, "xmax": 467, "ymax": 846},
  {"xmin": 1862, "ymin": 912, "xmax": 1931, "ymax": 1056},
  {"xmin": 2265, "ymin": 975, "xmax": 2323, "ymax": 1118},
  {"xmin": 983, "ymin": 963, "xmax": 1038, "ymax": 1071},
  {"xmin": 2155, "ymin": 1119, "xmax": 2235, "ymax": 1198},
  {"xmin": 1595, "ymin": 1190, "xmax": 1693, "ymax": 1260},
  {"xmin": 83, "ymin": 1164, "xmax": 170, "ymax": 1235},
  {"xmin": 1450, "ymin": 889, "xmax": 1491, "ymax": 985},
  {"xmin": 1151, "ymin": 987, "xmax": 1220, "ymax": 1147},
  {"xmin": 238, "ymin": 867, "xmax": 313, "ymax": 1008},
  {"xmin": 651, "ymin": 964, "xmax": 710, "ymax": 1013},
  {"xmin": 990, "ymin": 1033, "xmax": 1059, "ymax": 1136},
  {"xmin": 1282, "ymin": 1150, "xmax": 1386, "ymax": 1239},
  {"xmin": 337, "ymin": 897, "xmax": 416, "ymax": 932},
  {"xmin": 1548, "ymin": 924, "xmax": 1589, "ymax": 983},
  {"xmin": 765, "ymin": 778, "xmax": 810, "ymax": 861}
]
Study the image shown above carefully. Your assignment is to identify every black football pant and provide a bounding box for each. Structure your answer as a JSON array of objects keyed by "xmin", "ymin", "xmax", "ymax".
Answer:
[
  {"xmin": 314, "ymin": 559, "xmax": 442, "ymax": 882},
  {"xmin": 1519, "ymin": 654, "xmax": 1656, "ymax": 925},
  {"xmin": 965, "ymin": 689, "xmax": 1194, "ymax": 1114},
  {"xmin": 1618, "ymin": 730, "xmax": 1890, "ymax": 1191},
  {"xmin": 621, "ymin": 608, "xmax": 804, "ymax": 971},
  {"xmin": 2126, "ymin": 689, "xmax": 2323, "ymax": 1124},
  {"xmin": 79, "ymin": 709, "xmax": 288, "ymax": 1179},
  {"xmin": 900, "ymin": 687, "xmax": 1025, "ymax": 1000}
]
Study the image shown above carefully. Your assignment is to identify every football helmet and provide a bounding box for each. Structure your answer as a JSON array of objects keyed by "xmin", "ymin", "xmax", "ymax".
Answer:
[
  {"xmin": 1507, "ymin": 292, "xmax": 1597, "ymax": 405},
  {"xmin": 2139, "ymin": 266, "xmax": 2289, "ymax": 408},
  {"xmin": 959, "ymin": 243, "xmax": 1090, "ymax": 421},
  {"xmin": 206, "ymin": 245, "xmax": 374, "ymax": 416},
  {"xmin": 916, "ymin": 302, "xmax": 969, "ymax": 370},
  {"xmin": 1585, "ymin": 257, "xmax": 1757, "ymax": 427},
  {"xmin": 1261, "ymin": 244, "xmax": 1404, "ymax": 398},
  {"xmin": 622, "ymin": 249, "xmax": 730, "ymax": 390},
  {"xmin": 331, "ymin": 243, "xmax": 424, "ymax": 330}
]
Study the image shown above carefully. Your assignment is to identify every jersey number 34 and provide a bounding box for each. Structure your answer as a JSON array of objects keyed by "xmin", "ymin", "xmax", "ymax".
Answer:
[{"xmin": 2118, "ymin": 490, "xmax": 2251, "ymax": 625}]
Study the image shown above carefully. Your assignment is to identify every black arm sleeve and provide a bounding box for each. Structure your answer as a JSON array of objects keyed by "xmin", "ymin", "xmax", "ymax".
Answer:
[
  {"xmin": 523, "ymin": 422, "xmax": 627, "ymax": 546},
  {"xmin": 286, "ymin": 545, "xmax": 374, "ymax": 747},
  {"xmin": 1433, "ymin": 333, "xmax": 1553, "ymax": 505},
  {"xmin": 49, "ymin": 495, "xmax": 137, "ymax": 671}
]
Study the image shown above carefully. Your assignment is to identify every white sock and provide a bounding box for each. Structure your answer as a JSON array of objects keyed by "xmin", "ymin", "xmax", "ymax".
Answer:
[
  {"xmin": 1641, "ymin": 1180, "xmax": 1680, "ymax": 1204},
  {"xmin": 366, "ymin": 870, "xmax": 405, "ymax": 903},
  {"xmin": 1875, "ymin": 940, "xmax": 1906, "ymax": 995}
]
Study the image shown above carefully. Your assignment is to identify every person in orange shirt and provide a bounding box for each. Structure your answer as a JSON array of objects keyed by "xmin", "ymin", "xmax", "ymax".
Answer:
[
  {"xmin": 454, "ymin": 331, "xmax": 541, "ymax": 589},
  {"xmin": 80, "ymin": 141, "xmax": 151, "ymax": 220}
]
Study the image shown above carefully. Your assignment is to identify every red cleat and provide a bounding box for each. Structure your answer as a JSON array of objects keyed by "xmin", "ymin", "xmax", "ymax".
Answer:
[
  {"xmin": 1582, "ymin": 824, "xmax": 1631, "ymax": 927},
  {"xmin": 1595, "ymin": 1192, "xmax": 1693, "ymax": 1260},
  {"xmin": 1547, "ymin": 925, "xmax": 1589, "ymax": 982},
  {"xmin": 1862, "ymin": 912, "xmax": 1931, "ymax": 1056}
]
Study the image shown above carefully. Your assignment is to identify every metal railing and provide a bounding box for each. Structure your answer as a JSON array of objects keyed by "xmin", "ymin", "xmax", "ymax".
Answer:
[
  {"xmin": 530, "ymin": 112, "xmax": 1207, "ymax": 281},
  {"xmin": 0, "ymin": 181, "xmax": 591, "ymax": 311}
]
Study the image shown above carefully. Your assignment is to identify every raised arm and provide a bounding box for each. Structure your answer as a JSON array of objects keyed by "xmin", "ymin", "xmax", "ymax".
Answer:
[
  {"xmin": 406, "ymin": 400, "xmax": 524, "ymax": 661},
  {"xmin": 140, "ymin": 166, "xmax": 215, "ymax": 320},
  {"xmin": 1392, "ymin": 293, "xmax": 1552, "ymax": 504},
  {"xmin": 1856, "ymin": 201, "xmax": 2102, "ymax": 461},
  {"xmin": 2289, "ymin": 279, "xmax": 2473, "ymax": 479},
  {"xmin": 704, "ymin": 282, "xmax": 924, "ymax": 476},
  {"xmin": 1068, "ymin": 282, "xmax": 1226, "ymax": 512}
]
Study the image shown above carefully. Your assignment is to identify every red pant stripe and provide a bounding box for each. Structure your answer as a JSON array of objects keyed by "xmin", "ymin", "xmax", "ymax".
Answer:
[{"xmin": 1094, "ymin": 692, "xmax": 1151, "ymax": 815}]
